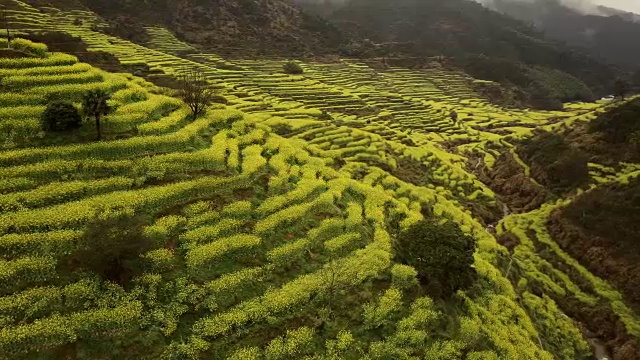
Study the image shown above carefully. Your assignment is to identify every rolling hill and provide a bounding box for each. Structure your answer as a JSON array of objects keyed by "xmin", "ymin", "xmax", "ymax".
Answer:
[{"xmin": 0, "ymin": 0, "xmax": 639, "ymax": 359}]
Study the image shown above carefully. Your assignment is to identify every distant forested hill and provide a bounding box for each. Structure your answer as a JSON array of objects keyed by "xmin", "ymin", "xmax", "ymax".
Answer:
[
  {"xmin": 487, "ymin": 0, "xmax": 640, "ymax": 71},
  {"xmin": 325, "ymin": 0, "xmax": 619, "ymax": 104}
]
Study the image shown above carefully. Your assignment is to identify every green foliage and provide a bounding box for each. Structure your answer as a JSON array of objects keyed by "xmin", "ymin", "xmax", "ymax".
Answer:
[
  {"xmin": 394, "ymin": 219, "xmax": 477, "ymax": 297},
  {"xmin": 82, "ymin": 89, "xmax": 112, "ymax": 140},
  {"xmin": 264, "ymin": 327, "xmax": 315, "ymax": 359},
  {"xmin": 66, "ymin": 209, "xmax": 152, "ymax": 286},
  {"xmin": 589, "ymin": 98, "xmax": 640, "ymax": 143},
  {"xmin": 325, "ymin": 331, "xmax": 360, "ymax": 359},
  {"xmin": 111, "ymin": 87, "xmax": 147, "ymax": 104},
  {"xmin": 423, "ymin": 340, "xmax": 465, "ymax": 360},
  {"xmin": 141, "ymin": 249, "xmax": 175, "ymax": 273},
  {"xmin": 527, "ymin": 66, "xmax": 594, "ymax": 103},
  {"xmin": 390, "ymin": 264, "xmax": 418, "ymax": 289},
  {"xmin": 362, "ymin": 288, "xmax": 403, "ymax": 329},
  {"xmin": 228, "ymin": 347, "xmax": 261, "ymax": 360},
  {"xmin": 210, "ymin": 94, "xmax": 228, "ymax": 104},
  {"xmin": 1, "ymin": 16, "xmax": 636, "ymax": 360},
  {"xmin": 283, "ymin": 60, "xmax": 304, "ymax": 75},
  {"xmin": 40, "ymin": 100, "xmax": 82, "ymax": 132},
  {"xmin": 9, "ymin": 38, "xmax": 48, "ymax": 58},
  {"xmin": 521, "ymin": 292, "xmax": 591, "ymax": 360}
]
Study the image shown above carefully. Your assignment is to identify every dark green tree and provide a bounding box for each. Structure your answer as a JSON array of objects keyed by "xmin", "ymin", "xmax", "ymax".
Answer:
[
  {"xmin": 283, "ymin": 60, "xmax": 304, "ymax": 75},
  {"xmin": 40, "ymin": 101, "xmax": 82, "ymax": 132},
  {"xmin": 82, "ymin": 89, "xmax": 111, "ymax": 140},
  {"xmin": 394, "ymin": 219, "xmax": 477, "ymax": 297},
  {"xmin": 67, "ymin": 210, "xmax": 152, "ymax": 286},
  {"xmin": 613, "ymin": 78, "xmax": 630, "ymax": 100},
  {"xmin": 450, "ymin": 110, "xmax": 459, "ymax": 124}
]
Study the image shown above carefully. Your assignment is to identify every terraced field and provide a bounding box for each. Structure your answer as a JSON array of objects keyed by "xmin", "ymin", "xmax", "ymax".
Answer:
[{"xmin": 1, "ymin": 1, "xmax": 639, "ymax": 359}]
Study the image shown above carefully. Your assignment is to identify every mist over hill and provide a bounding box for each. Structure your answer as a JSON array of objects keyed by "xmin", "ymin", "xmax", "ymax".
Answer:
[{"xmin": 476, "ymin": 0, "xmax": 640, "ymax": 70}]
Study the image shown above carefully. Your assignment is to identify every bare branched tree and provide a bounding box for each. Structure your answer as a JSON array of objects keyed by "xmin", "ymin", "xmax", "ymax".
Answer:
[
  {"xmin": 1, "ymin": 5, "xmax": 11, "ymax": 48},
  {"xmin": 178, "ymin": 69, "xmax": 215, "ymax": 118}
]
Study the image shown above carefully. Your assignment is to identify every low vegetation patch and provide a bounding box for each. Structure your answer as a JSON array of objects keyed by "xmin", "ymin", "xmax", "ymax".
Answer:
[
  {"xmin": 40, "ymin": 100, "xmax": 82, "ymax": 132},
  {"xmin": 283, "ymin": 60, "xmax": 304, "ymax": 74},
  {"xmin": 518, "ymin": 131, "xmax": 590, "ymax": 194}
]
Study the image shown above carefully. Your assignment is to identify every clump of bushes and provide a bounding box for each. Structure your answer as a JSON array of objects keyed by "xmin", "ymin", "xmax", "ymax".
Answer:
[
  {"xmin": 283, "ymin": 60, "xmax": 304, "ymax": 75},
  {"xmin": 211, "ymin": 94, "xmax": 228, "ymax": 104},
  {"xmin": 589, "ymin": 98, "xmax": 640, "ymax": 143},
  {"xmin": 394, "ymin": 219, "xmax": 477, "ymax": 297},
  {"xmin": 40, "ymin": 101, "xmax": 83, "ymax": 132},
  {"xmin": 0, "ymin": 38, "xmax": 48, "ymax": 58}
]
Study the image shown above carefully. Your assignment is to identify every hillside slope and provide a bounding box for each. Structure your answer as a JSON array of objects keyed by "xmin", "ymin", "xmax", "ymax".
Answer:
[
  {"xmin": 487, "ymin": 0, "xmax": 640, "ymax": 71},
  {"xmin": 0, "ymin": 1, "xmax": 639, "ymax": 359},
  {"xmin": 328, "ymin": 0, "xmax": 619, "ymax": 100},
  {"xmin": 79, "ymin": 0, "xmax": 345, "ymax": 56},
  {"xmin": 78, "ymin": 0, "xmax": 623, "ymax": 103}
]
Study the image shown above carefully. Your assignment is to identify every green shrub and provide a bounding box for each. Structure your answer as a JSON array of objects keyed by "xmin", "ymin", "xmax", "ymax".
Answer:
[
  {"xmin": 211, "ymin": 94, "xmax": 228, "ymax": 104},
  {"xmin": 40, "ymin": 100, "xmax": 82, "ymax": 132},
  {"xmin": 283, "ymin": 61, "xmax": 304, "ymax": 75},
  {"xmin": 10, "ymin": 38, "xmax": 48, "ymax": 58},
  {"xmin": 390, "ymin": 264, "xmax": 418, "ymax": 289},
  {"xmin": 394, "ymin": 219, "xmax": 477, "ymax": 297}
]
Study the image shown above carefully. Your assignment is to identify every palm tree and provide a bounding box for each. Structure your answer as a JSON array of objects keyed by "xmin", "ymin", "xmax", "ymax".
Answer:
[{"xmin": 82, "ymin": 90, "xmax": 111, "ymax": 140}]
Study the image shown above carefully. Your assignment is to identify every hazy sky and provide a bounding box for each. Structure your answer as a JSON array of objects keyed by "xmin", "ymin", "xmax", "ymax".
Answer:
[
  {"xmin": 476, "ymin": 0, "xmax": 640, "ymax": 14},
  {"xmin": 594, "ymin": 0, "xmax": 640, "ymax": 13}
]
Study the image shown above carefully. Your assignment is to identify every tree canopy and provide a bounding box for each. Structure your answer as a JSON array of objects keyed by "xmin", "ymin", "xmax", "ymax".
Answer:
[{"xmin": 394, "ymin": 219, "xmax": 477, "ymax": 297}]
